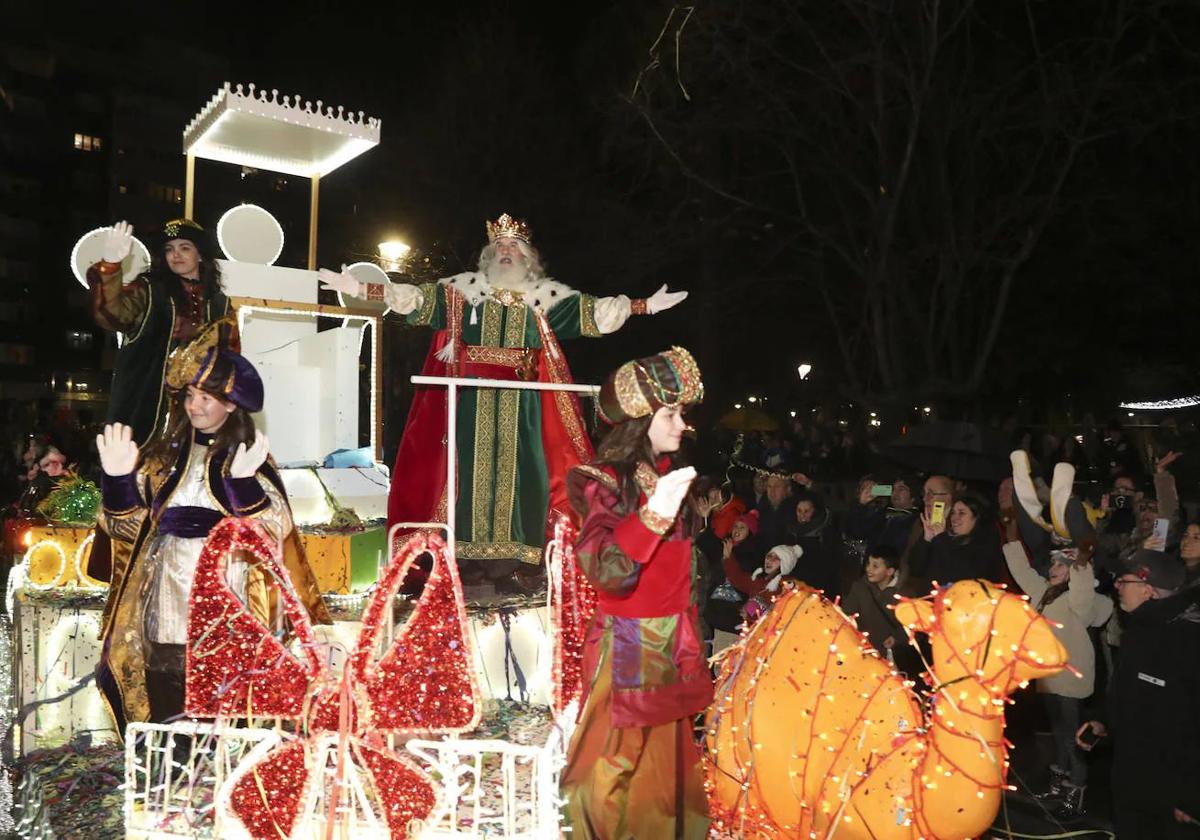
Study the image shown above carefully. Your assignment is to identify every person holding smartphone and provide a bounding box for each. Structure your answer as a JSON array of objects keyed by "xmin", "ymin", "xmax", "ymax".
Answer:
[
  {"xmin": 1077, "ymin": 550, "xmax": 1200, "ymax": 839},
  {"xmin": 907, "ymin": 492, "xmax": 1004, "ymax": 590}
]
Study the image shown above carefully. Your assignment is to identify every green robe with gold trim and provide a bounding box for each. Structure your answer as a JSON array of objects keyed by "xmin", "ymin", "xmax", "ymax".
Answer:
[{"xmin": 388, "ymin": 279, "xmax": 603, "ymax": 563}]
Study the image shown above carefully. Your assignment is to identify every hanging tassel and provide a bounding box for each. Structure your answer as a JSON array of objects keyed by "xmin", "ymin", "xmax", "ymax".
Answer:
[{"xmin": 498, "ymin": 609, "xmax": 529, "ymax": 702}]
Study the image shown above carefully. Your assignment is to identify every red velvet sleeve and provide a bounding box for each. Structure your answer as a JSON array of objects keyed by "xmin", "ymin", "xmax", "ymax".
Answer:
[
  {"xmin": 722, "ymin": 553, "xmax": 767, "ymax": 597},
  {"xmin": 575, "ymin": 475, "xmax": 665, "ymax": 596}
]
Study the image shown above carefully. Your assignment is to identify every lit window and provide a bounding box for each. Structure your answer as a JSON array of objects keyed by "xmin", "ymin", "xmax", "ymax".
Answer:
[{"xmin": 73, "ymin": 133, "xmax": 102, "ymax": 152}]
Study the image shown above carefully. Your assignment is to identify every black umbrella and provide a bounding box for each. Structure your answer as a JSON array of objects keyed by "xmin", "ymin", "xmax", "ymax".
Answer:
[{"xmin": 884, "ymin": 421, "xmax": 1013, "ymax": 482}]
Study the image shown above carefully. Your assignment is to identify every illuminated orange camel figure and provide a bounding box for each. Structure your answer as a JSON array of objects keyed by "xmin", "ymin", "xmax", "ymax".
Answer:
[{"xmin": 704, "ymin": 580, "xmax": 1069, "ymax": 839}]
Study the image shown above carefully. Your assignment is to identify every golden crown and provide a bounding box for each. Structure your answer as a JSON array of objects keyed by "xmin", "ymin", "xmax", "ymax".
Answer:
[{"xmin": 485, "ymin": 213, "xmax": 531, "ymax": 244}]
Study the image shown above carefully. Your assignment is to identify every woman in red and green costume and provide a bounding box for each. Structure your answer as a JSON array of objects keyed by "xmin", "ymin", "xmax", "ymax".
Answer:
[{"xmin": 561, "ymin": 346, "xmax": 711, "ymax": 839}]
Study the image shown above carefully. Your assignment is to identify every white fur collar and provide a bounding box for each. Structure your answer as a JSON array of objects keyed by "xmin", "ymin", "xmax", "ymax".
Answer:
[{"xmin": 441, "ymin": 271, "xmax": 578, "ymax": 311}]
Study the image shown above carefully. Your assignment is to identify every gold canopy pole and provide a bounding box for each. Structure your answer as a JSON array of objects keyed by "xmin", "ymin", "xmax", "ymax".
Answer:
[
  {"xmin": 308, "ymin": 174, "xmax": 320, "ymax": 270},
  {"xmin": 184, "ymin": 153, "xmax": 196, "ymax": 218}
]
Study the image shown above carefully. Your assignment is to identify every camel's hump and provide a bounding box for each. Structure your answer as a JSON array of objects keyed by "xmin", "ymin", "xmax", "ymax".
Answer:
[{"xmin": 706, "ymin": 585, "xmax": 922, "ymax": 836}]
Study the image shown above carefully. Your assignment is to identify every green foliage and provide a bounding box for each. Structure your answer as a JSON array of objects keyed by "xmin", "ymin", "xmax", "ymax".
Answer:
[{"xmin": 35, "ymin": 476, "xmax": 100, "ymax": 525}]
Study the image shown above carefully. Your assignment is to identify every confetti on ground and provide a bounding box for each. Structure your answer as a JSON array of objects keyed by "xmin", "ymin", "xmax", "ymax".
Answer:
[{"xmin": 14, "ymin": 700, "xmax": 557, "ymax": 839}]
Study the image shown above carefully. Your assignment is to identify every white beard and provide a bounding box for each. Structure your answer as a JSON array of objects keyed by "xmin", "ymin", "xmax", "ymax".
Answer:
[{"xmin": 486, "ymin": 260, "xmax": 534, "ymax": 293}]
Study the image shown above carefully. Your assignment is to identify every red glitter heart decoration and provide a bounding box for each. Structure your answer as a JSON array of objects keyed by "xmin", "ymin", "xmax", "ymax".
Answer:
[
  {"xmin": 193, "ymin": 526, "xmax": 483, "ymax": 838},
  {"xmin": 228, "ymin": 740, "xmax": 309, "ymax": 840},
  {"xmin": 357, "ymin": 741, "xmax": 440, "ymax": 836},
  {"xmin": 186, "ymin": 518, "xmax": 324, "ymax": 718}
]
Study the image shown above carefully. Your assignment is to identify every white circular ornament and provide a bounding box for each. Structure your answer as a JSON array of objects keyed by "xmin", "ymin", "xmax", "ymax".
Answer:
[
  {"xmin": 217, "ymin": 204, "xmax": 285, "ymax": 265},
  {"xmin": 70, "ymin": 227, "xmax": 152, "ymax": 290},
  {"xmin": 337, "ymin": 262, "xmax": 391, "ymax": 327}
]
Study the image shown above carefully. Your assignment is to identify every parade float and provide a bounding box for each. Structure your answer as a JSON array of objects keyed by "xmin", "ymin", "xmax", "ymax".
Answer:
[
  {"xmin": 9, "ymin": 83, "xmax": 595, "ymax": 839},
  {"xmin": 1, "ymin": 83, "xmax": 1065, "ymax": 840}
]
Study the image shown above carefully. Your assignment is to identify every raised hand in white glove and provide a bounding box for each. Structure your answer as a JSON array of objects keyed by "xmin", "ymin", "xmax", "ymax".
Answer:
[
  {"xmin": 646, "ymin": 466, "xmax": 697, "ymax": 522},
  {"xmin": 103, "ymin": 221, "xmax": 134, "ymax": 264},
  {"xmin": 318, "ymin": 265, "xmax": 362, "ymax": 298},
  {"xmin": 645, "ymin": 284, "xmax": 688, "ymax": 314},
  {"xmin": 229, "ymin": 433, "xmax": 270, "ymax": 479},
  {"xmin": 96, "ymin": 423, "xmax": 140, "ymax": 477}
]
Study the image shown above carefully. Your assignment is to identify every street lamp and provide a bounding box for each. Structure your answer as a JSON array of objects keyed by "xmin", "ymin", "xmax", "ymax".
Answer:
[
  {"xmin": 797, "ymin": 363, "xmax": 812, "ymax": 380},
  {"xmin": 377, "ymin": 240, "xmax": 411, "ymax": 272}
]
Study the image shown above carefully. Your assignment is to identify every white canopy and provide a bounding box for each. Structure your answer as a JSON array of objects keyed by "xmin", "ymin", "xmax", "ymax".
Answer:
[{"xmin": 183, "ymin": 83, "xmax": 380, "ymax": 178}]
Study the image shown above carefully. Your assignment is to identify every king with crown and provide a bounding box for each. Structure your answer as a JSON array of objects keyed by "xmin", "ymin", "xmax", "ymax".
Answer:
[{"xmin": 319, "ymin": 213, "xmax": 688, "ymax": 577}]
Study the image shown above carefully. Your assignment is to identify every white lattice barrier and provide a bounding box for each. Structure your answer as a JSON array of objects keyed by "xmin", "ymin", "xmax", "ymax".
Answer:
[
  {"xmin": 124, "ymin": 721, "xmax": 280, "ymax": 839},
  {"xmin": 123, "ymin": 709, "xmax": 577, "ymax": 839},
  {"xmin": 406, "ymin": 715, "xmax": 573, "ymax": 840}
]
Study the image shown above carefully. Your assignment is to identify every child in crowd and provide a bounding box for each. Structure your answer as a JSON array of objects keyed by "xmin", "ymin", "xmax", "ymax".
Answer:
[{"xmin": 841, "ymin": 545, "xmax": 922, "ymax": 680}]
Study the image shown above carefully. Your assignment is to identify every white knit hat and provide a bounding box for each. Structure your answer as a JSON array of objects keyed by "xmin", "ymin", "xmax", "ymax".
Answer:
[{"xmin": 765, "ymin": 544, "xmax": 803, "ymax": 591}]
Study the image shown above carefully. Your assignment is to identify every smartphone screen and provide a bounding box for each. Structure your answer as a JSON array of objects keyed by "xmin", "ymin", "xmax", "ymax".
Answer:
[
  {"xmin": 1147, "ymin": 517, "xmax": 1170, "ymax": 551},
  {"xmin": 931, "ymin": 501, "xmax": 946, "ymax": 525},
  {"xmin": 870, "ymin": 484, "xmax": 893, "ymax": 497}
]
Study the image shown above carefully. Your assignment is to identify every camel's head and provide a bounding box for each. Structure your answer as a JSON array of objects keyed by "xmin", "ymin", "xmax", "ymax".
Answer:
[{"xmin": 894, "ymin": 580, "xmax": 1068, "ymax": 700}]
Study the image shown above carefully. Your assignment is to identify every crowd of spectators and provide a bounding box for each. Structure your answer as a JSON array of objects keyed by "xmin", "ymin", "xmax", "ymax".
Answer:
[
  {"xmin": 5, "ymin": 395, "xmax": 1200, "ymax": 833},
  {"xmin": 689, "ymin": 414, "xmax": 1200, "ymax": 833}
]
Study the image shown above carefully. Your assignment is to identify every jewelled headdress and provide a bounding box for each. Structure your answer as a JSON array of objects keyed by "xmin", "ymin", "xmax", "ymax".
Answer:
[
  {"xmin": 164, "ymin": 316, "xmax": 262, "ymax": 412},
  {"xmin": 598, "ymin": 346, "xmax": 704, "ymax": 425},
  {"xmin": 485, "ymin": 212, "xmax": 532, "ymax": 244}
]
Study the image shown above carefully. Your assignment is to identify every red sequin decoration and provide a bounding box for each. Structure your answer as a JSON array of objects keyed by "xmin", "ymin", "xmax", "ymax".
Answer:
[
  {"xmin": 185, "ymin": 521, "xmax": 482, "ymax": 838},
  {"xmin": 185, "ymin": 519, "xmax": 324, "ymax": 718},
  {"xmin": 351, "ymin": 530, "xmax": 481, "ymax": 734},
  {"xmin": 228, "ymin": 741, "xmax": 309, "ymax": 839},
  {"xmin": 547, "ymin": 513, "xmax": 597, "ymax": 714},
  {"xmin": 358, "ymin": 742, "xmax": 440, "ymax": 836}
]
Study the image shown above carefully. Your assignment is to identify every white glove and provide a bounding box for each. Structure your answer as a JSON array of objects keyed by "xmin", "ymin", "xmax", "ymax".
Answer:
[
  {"xmin": 96, "ymin": 423, "xmax": 139, "ymax": 477},
  {"xmin": 229, "ymin": 433, "xmax": 270, "ymax": 479},
  {"xmin": 646, "ymin": 466, "xmax": 697, "ymax": 521},
  {"xmin": 318, "ymin": 265, "xmax": 362, "ymax": 298},
  {"xmin": 103, "ymin": 221, "xmax": 134, "ymax": 264},
  {"xmin": 645, "ymin": 284, "xmax": 688, "ymax": 314}
]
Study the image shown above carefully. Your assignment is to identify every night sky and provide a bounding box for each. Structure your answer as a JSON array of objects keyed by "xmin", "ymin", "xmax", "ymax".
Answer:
[{"xmin": 15, "ymin": 1, "xmax": 1200, "ymax": 427}]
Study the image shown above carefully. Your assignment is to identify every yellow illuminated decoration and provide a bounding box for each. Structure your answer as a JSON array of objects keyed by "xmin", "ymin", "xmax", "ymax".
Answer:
[{"xmin": 705, "ymin": 580, "xmax": 1068, "ymax": 839}]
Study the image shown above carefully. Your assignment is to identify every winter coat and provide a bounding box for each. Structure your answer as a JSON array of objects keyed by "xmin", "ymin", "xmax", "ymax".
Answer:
[
  {"xmin": 1003, "ymin": 542, "xmax": 1112, "ymax": 698},
  {"xmin": 788, "ymin": 509, "xmax": 841, "ymax": 599},
  {"xmin": 755, "ymin": 496, "xmax": 796, "ymax": 553},
  {"xmin": 703, "ymin": 537, "xmax": 763, "ymax": 633},
  {"xmin": 908, "ymin": 529, "xmax": 1004, "ymax": 589},
  {"xmin": 1104, "ymin": 586, "xmax": 1200, "ymax": 818},
  {"xmin": 841, "ymin": 576, "xmax": 904, "ymax": 651}
]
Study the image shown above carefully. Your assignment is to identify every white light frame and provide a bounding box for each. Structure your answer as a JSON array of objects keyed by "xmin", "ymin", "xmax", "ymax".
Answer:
[{"xmin": 1118, "ymin": 396, "xmax": 1200, "ymax": 411}]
